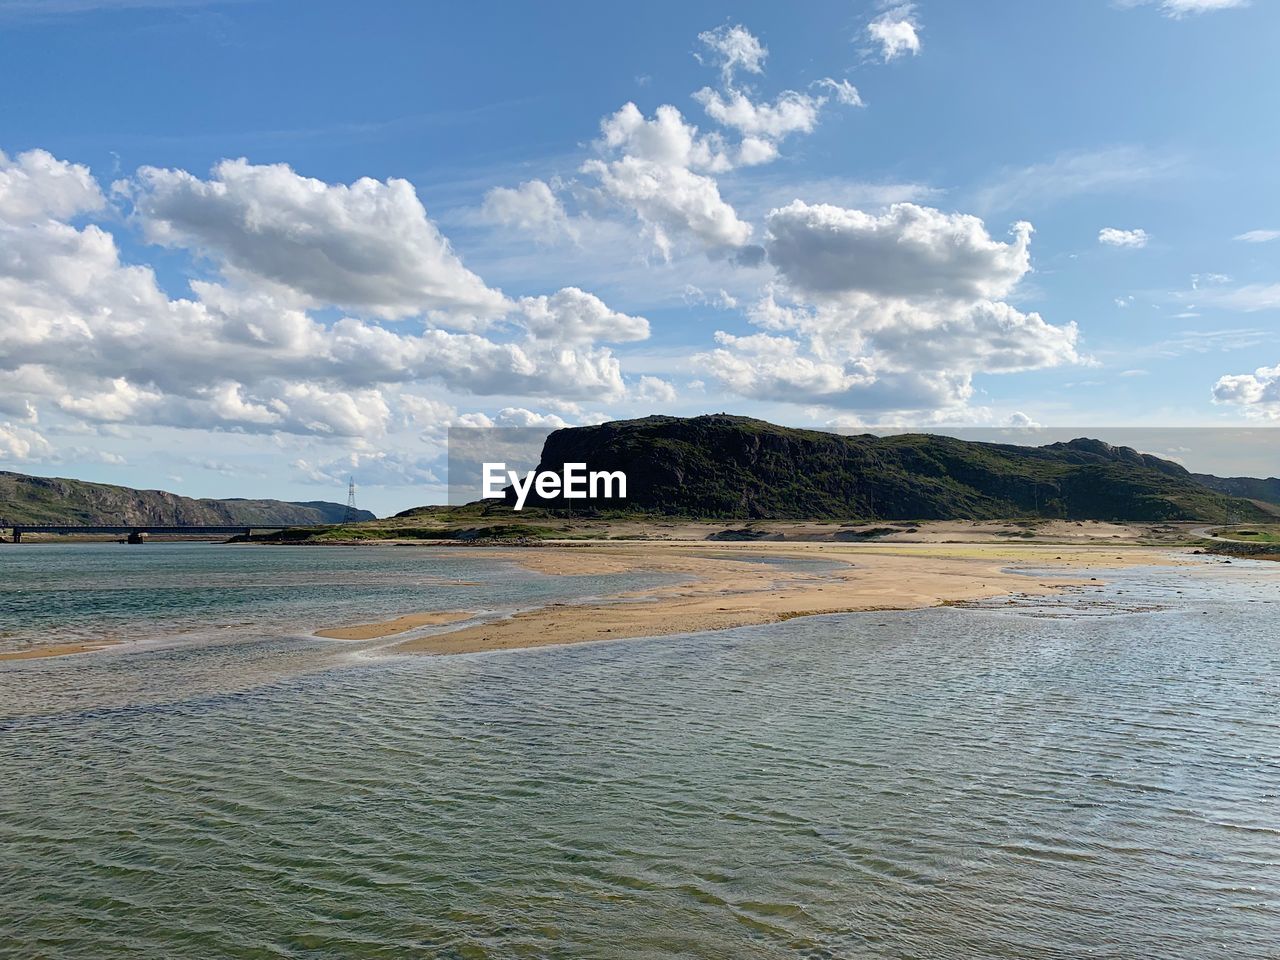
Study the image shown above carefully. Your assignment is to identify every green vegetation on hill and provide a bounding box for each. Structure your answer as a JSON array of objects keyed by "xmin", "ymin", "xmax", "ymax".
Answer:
[
  {"xmin": 511, "ymin": 415, "xmax": 1266, "ymax": 522},
  {"xmin": 0, "ymin": 471, "xmax": 374, "ymax": 526},
  {"xmin": 1192, "ymin": 474, "xmax": 1280, "ymax": 511}
]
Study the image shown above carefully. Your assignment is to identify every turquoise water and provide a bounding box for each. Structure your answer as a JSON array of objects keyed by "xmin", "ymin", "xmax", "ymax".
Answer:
[
  {"xmin": 0, "ymin": 543, "xmax": 677, "ymax": 659},
  {"xmin": 2, "ymin": 547, "xmax": 1279, "ymax": 957}
]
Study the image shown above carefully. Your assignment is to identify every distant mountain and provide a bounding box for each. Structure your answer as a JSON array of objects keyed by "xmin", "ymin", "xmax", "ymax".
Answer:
[
  {"xmin": 0, "ymin": 471, "xmax": 375, "ymax": 525},
  {"xmin": 1192, "ymin": 474, "xmax": 1280, "ymax": 511},
  {"xmin": 512, "ymin": 415, "xmax": 1267, "ymax": 522}
]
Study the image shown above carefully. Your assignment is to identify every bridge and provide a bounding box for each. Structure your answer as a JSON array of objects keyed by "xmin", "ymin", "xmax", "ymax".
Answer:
[{"xmin": 5, "ymin": 523, "xmax": 326, "ymax": 543}]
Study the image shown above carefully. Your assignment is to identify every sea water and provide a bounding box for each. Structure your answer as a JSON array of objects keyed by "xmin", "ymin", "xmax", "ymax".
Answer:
[{"xmin": 1, "ymin": 545, "xmax": 1278, "ymax": 958}]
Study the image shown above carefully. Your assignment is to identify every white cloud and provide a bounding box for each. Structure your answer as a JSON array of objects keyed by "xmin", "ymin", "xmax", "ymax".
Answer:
[
  {"xmin": 582, "ymin": 103, "xmax": 753, "ymax": 257},
  {"xmin": 766, "ymin": 201, "xmax": 1033, "ymax": 302},
  {"xmin": 697, "ymin": 202, "xmax": 1078, "ymax": 415},
  {"xmin": 130, "ymin": 158, "xmax": 508, "ymax": 322},
  {"xmin": 518, "ymin": 287, "xmax": 649, "ymax": 344},
  {"xmin": 633, "ymin": 375, "xmax": 678, "ymax": 404},
  {"xmin": 1235, "ymin": 229, "xmax": 1280, "ymax": 243},
  {"xmin": 697, "ymin": 23, "xmax": 768, "ymax": 83},
  {"xmin": 0, "ymin": 148, "xmax": 104, "ymax": 222},
  {"xmin": 1098, "ymin": 227, "xmax": 1149, "ymax": 248},
  {"xmin": 700, "ymin": 331, "xmax": 877, "ymax": 403},
  {"xmin": 815, "ymin": 78, "xmax": 864, "ymax": 107},
  {"xmin": 0, "ymin": 149, "xmax": 652, "ymax": 445},
  {"xmin": 1119, "ymin": 0, "xmax": 1248, "ymax": 18},
  {"xmin": 490, "ymin": 407, "xmax": 572, "ymax": 429},
  {"xmin": 867, "ymin": 4, "xmax": 922, "ymax": 61},
  {"xmin": 0, "ymin": 421, "xmax": 53, "ymax": 460},
  {"xmin": 1213, "ymin": 362, "xmax": 1280, "ymax": 419},
  {"xmin": 597, "ymin": 101, "xmax": 731, "ymax": 173},
  {"xmin": 693, "ymin": 87, "xmax": 826, "ymax": 141},
  {"xmin": 480, "ymin": 179, "xmax": 574, "ymax": 241},
  {"xmin": 572, "ymin": 23, "xmax": 859, "ymax": 260},
  {"xmin": 683, "ymin": 285, "xmax": 738, "ymax": 310}
]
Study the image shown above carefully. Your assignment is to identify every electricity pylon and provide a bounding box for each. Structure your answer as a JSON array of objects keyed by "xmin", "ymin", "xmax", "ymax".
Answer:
[{"xmin": 343, "ymin": 477, "xmax": 359, "ymax": 523}]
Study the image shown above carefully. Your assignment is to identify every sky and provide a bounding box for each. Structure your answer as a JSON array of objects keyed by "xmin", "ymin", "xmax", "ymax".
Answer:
[{"xmin": 0, "ymin": 0, "xmax": 1277, "ymax": 516}]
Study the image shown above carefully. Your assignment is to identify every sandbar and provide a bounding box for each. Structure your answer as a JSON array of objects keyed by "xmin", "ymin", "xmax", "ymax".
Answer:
[
  {"xmin": 315, "ymin": 610, "xmax": 473, "ymax": 640},
  {"xmin": 0, "ymin": 640, "xmax": 120, "ymax": 661},
  {"xmin": 391, "ymin": 541, "xmax": 1178, "ymax": 657}
]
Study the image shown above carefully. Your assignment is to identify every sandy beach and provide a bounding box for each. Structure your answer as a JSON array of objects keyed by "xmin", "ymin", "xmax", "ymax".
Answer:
[{"xmin": 390, "ymin": 541, "xmax": 1179, "ymax": 657}]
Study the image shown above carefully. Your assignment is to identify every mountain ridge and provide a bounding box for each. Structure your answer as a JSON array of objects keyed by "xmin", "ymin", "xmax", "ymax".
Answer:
[
  {"xmin": 513, "ymin": 414, "xmax": 1267, "ymax": 522},
  {"xmin": 1192, "ymin": 473, "xmax": 1280, "ymax": 509},
  {"xmin": 0, "ymin": 470, "xmax": 374, "ymax": 526}
]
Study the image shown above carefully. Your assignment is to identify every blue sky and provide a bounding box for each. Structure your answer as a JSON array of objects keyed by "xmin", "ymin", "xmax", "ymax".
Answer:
[{"xmin": 1, "ymin": 0, "xmax": 1277, "ymax": 514}]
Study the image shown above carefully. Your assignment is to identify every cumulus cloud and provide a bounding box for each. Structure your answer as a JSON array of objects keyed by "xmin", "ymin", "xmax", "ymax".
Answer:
[
  {"xmin": 697, "ymin": 23, "xmax": 768, "ymax": 83},
  {"xmin": 1098, "ymin": 226, "xmax": 1149, "ymax": 248},
  {"xmin": 693, "ymin": 87, "xmax": 826, "ymax": 142},
  {"xmin": 582, "ymin": 103, "xmax": 753, "ymax": 257},
  {"xmin": 697, "ymin": 202, "xmax": 1079, "ymax": 414},
  {"xmin": 0, "ymin": 421, "xmax": 53, "ymax": 460},
  {"xmin": 489, "ymin": 407, "xmax": 573, "ymax": 429},
  {"xmin": 689, "ymin": 26, "xmax": 861, "ymax": 167},
  {"xmin": 480, "ymin": 179, "xmax": 575, "ymax": 241},
  {"xmin": 1213, "ymin": 362, "xmax": 1280, "ymax": 419},
  {"xmin": 633, "ymin": 375, "xmax": 678, "ymax": 404},
  {"xmin": 575, "ymin": 24, "xmax": 859, "ymax": 259},
  {"xmin": 131, "ymin": 158, "xmax": 508, "ymax": 322},
  {"xmin": 518, "ymin": 287, "xmax": 649, "ymax": 344},
  {"xmin": 766, "ymin": 202, "xmax": 1033, "ymax": 302},
  {"xmin": 1, "ymin": 148, "xmax": 104, "ymax": 222},
  {"xmin": 867, "ymin": 4, "xmax": 922, "ymax": 61},
  {"xmin": 700, "ymin": 331, "xmax": 877, "ymax": 402},
  {"xmin": 1, "ymin": 148, "xmax": 653, "ymax": 445}
]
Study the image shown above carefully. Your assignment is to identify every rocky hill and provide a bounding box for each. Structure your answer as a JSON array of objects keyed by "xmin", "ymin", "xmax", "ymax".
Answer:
[
  {"xmin": 512, "ymin": 415, "xmax": 1266, "ymax": 522},
  {"xmin": 1192, "ymin": 473, "xmax": 1280, "ymax": 510},
  {"xmin": 0, "ymin": 471, "xmax": 375, "ymax": 525}
]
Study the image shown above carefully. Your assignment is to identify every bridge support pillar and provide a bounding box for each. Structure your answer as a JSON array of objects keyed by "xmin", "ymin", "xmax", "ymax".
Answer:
[
  {"xmin": 11, "ymin": 531, "xmax": 20, "ymax": 543},
  {"xmin": 127, "ymin": 530, "xmax": 147, "ymax": 544}
]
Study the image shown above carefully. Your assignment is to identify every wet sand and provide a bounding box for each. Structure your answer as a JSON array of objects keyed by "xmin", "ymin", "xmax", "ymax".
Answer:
[
  {"xmin": 315, "ymin": 610, "xmax": 473, "ymax": 640},
  {"xmin": 392, "ymin": 542, "xmax": 1177, "ymax": 657}
]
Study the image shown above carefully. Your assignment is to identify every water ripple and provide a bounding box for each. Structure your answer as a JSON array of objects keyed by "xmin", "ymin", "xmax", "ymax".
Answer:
[{"xmin": 2, "ymin": 557, "xmax": 1280, "ymax": 957}]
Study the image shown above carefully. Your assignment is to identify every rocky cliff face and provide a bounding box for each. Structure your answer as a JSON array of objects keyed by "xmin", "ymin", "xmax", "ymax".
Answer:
[
  {"xmin": 0, "ymin": 471, "xmax": 374, "ymax": 525},
  {"xmin": 514, "ymin": 415, "xmax": 1265, "ymax": 522}
]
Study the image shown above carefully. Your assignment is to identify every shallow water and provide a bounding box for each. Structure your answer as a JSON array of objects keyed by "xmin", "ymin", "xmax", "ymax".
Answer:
[
  {"xmin": 0, "ymin": 543, "xmax": 677, "ymax": 659},
  {"xmin": 2, "ymin": 548, "xmax": 1279, "ymax": 958}
]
